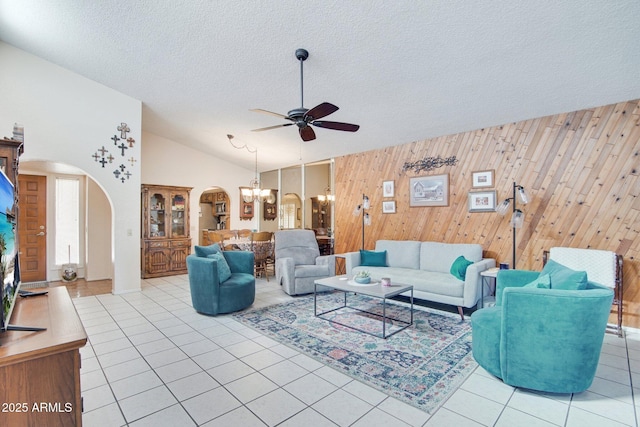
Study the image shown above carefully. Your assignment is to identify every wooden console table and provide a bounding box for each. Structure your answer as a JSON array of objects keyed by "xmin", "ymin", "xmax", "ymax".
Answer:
[{"xmin": 0, "ymin": 287, "xmax": 87, "ymax": 427}]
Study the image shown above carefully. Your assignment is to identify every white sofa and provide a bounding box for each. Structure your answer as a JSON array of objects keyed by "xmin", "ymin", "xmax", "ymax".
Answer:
[{"xmin": 344, "ymin": 240, "xmax": 495, "ymax": 318}]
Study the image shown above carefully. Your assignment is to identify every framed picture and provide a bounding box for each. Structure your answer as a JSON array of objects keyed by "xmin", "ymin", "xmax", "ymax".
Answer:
[
  {"xmin": 468, "ymin": 190, "xmax": 497, "ymax": 212},
  {"xmin": 409, "ymin": 174, "xmax": 449, "ymax": 207},
  {"xmin": 471, "ymin": 170, "xmax": 495, "ymax": 188},
  {"xmin": 382, "ymin": 180, "xmax": 395, "ymax": 197},
  {"xmin": 382, "ymin": 200, "xmax": 396, "ymax": 214}
]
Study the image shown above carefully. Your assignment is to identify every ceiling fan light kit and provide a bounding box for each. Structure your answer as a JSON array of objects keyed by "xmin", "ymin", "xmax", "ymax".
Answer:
[{"xmin": 251, "ymin": 48, "xmax": 360, "ymax": 141}]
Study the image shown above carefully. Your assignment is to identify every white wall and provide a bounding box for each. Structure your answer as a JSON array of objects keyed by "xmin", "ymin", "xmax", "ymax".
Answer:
[
  {"xmin": 87, "ymin": 178, "xmax": 112, "ymax": 280},
  {"xmin": 0, "ymin": 42, "xmax": 140, "ymax": 293},
  {"xmin": 141, "ymin": 132, "xmax": 255, "ymax": 243},
  {"xmin": 0, "ymin": 42, "xmax": 256, "ymax": 291}
]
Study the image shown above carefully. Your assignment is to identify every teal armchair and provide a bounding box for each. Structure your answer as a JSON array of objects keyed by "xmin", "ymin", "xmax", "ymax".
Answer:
[
  {"xmin": 186, "ymin": 246, "xmax": 255, "ymax": 316},
  {"xmin": 471, "ymin": 269, "xmax": 614, "ymax": 393}
]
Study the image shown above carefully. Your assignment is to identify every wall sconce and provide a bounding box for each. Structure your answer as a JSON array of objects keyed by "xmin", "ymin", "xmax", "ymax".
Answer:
[
  {"xmin": 496, "ymin": 182, "xmax": 529, "ymax": 268},
  {"xmin": 353, "ymin": 194, "xmax": 370, "ymax": 249}
]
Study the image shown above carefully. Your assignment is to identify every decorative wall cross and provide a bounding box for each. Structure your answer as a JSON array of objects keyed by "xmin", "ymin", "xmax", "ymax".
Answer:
[
  {"xmin": 93, "ymin": 123, "xmax": 137, "ymax": 183},
  {"xmin": 117, "ymin": 123, "xmax": 130, "ymax": 139},
  {"xmin": 117, "ymin": 142, "xmax": 128, "ymax": 156}
]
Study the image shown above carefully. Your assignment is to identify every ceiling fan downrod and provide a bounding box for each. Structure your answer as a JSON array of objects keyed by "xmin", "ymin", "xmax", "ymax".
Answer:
[{"xmin": 295, "ymin": 48, "xmax": 308, "ymax": 108}]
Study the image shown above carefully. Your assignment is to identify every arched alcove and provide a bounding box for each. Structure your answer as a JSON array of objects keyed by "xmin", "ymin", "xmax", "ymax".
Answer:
[{"xmin": 19, "ymin": 160, "xmax": 113, "ymax": 289}]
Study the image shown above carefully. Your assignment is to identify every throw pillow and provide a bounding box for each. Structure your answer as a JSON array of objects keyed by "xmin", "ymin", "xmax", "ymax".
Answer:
[
  {"xmin": 523, "ymin": 273, "xmax": 551, "ymax": 289},
  {"xmin": 195, "ymin": 243, "xmax": 221, "ymax": 257},
  {"xmin": 360, "ymin": 250, "xmax": 387, "ymax": 267},
  {"xmin": 207, "ymin": 252, "xmax": 232, "ymax": 282},
  {"xmin": 450, "ymin": 255, "xmax": 473, "ymax": 281},
  {"xmin": 540, "ymin": 259, "xmax": 588, "ymax": 290}
]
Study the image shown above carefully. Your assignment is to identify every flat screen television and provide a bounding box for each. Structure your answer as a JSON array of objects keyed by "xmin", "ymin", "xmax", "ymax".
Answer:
[
  {"xmin": 0, "ymin": 169, "xmax": 45, "ymax": 334},
  {"xmin": 0, "ymin": 168, "xmax": 19, "ymax": 331}
]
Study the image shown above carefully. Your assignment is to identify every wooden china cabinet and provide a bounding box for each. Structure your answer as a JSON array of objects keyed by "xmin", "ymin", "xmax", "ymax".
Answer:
[{"xmin": 141, "ymin": 184, "xmax": 192, "ymax": 278}]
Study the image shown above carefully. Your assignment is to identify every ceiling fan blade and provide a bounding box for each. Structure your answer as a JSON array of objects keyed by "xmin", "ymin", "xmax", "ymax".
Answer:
[
  {"xmin": 299, "ymin": 126, "xmax": 316, "ymax": 141},
  {"xmin": 304, "ymin": 102, "xmax": 339, "ymax": 121},
  {"xmin": 312, "ymin": 121, "xmax": 360, "ymax": 132},
  {"xmin": 251, "ymin": 123, "xmax": 294, "ymax": 132},
  {"xmin": 250, "ymin": 108, "xmax": 290, "ymax": 119}
]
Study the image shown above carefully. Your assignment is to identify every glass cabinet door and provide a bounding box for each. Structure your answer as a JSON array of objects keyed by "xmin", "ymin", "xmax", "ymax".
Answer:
[
  {"xmin": 149, "ymin": 193, "xmax": 166, "ymax": 237},
  {"xmin": 171, "ymin": 194, "xmax": 186, "ymax": 237}
]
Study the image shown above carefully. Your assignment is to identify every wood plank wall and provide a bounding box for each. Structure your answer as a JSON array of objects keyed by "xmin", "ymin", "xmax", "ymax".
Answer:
[{"xmin": 334, "ymin": 99, "xmax": 640, "ymax": 329}]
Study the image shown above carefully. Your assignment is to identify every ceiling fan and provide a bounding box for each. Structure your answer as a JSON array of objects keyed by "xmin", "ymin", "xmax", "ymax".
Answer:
[{"xmin": 250, "ymin": 48, "xmax": 360, "ymax": 142}]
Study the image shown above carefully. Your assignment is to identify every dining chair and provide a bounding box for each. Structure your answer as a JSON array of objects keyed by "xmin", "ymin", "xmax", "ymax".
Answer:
[
  {"xmin": 238, "ymin": 229, "xmax": 252, "ymax": 239},
  {"xmin": 251, "ymin": 231, "xmax": 274, "ymax": 281},
  {"xmin": 206, "ymin": 230, "xmax": 226, "ymax": 250}
]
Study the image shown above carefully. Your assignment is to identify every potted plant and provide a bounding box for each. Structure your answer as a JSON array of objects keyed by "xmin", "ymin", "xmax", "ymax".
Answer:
[{"xmin": 354, "ymin": 270, "xmax": 371, "ymax": 284}]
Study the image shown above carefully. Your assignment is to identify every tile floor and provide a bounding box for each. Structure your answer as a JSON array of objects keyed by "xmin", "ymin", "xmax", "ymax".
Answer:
[{"xmin": 73, "ymin": 275, "xmax": 639, "ymax": 426}]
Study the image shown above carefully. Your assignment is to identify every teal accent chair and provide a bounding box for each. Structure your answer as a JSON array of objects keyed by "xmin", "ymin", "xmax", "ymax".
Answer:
[
  {"xmin": 471, "ymin": 269, "xmax": 614, "ymax": 393},
  {"xmin": 186, "ymin": 249, "xmax": 255, "ymax": 316}
]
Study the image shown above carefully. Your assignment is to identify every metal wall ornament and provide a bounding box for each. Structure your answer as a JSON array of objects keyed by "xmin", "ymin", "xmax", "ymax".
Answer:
[
  {"xmin": 402, "ymin": 155, "xmax": 457, "ymax": 174},
  {"xmin": 91, "ymin": 123, "xmax": 136, "ymax": 183}
]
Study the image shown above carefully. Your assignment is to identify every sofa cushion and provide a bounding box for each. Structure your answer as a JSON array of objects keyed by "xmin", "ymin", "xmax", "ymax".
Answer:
[
  {"xmin": 195, "ymin": 243, "xmax": 221, "ymax": 257},
  {"xmin": 375, "ymin": 240, "xmax": 421, "ymax": 269},
  {"xmin": 541, "ymin": 259, "xmax": 588, "ymax": 290},
  {"xmin": 420, "ymin": 242, "xmax": 482, "ymax": 273},
  {"xmin": 360, "ymin": 250, "xmax": 387, "ymax": 267},
  {"xmin": 450, "ymin": 255, "xmax": 473, "ymax": 280},
  {"xmin": 207, "ymin": 252, "xmax": 232, "ymax": 282},
  {"xmin": 523, "ymin": 273, "xmax": 551, "ymax": 289},
  {"xmin": 351, "ymin": 266, "xmax": 465, "ymax": 298}
]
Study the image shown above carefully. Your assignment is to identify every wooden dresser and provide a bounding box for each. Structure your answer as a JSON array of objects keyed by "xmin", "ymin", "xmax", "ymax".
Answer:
[{"xmin": 0, "ymin": 287, "xmax": 87, "ymax": 427}]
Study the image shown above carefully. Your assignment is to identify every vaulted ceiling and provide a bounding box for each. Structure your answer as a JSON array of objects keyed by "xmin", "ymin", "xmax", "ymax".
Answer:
[{"xmin": 1, "ymin": 1, "xmax": 639, "ymax": 171}]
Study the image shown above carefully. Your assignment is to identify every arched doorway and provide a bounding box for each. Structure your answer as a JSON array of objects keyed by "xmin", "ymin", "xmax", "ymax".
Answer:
[
  {"xmin": 19, "ymin": 160, "xmax": 112, "ymax": 289},
  {"xmin": 280, "ymin": 193, "xmax": 302, "ymax": 229},
  {"xmin": 197, "ymin": 187, "xmax": 230, "ymax": 244}
]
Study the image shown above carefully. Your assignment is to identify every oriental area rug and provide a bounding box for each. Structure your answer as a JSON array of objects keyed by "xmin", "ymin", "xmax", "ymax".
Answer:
[{"xmin": 233, "ymin": 292, "xmax": 477, "ymax": 414}]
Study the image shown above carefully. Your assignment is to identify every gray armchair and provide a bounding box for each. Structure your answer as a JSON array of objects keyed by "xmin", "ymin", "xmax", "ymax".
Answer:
[{"xmin": 275, "ymin": 229, "xmax": 335, "ymax": 295}]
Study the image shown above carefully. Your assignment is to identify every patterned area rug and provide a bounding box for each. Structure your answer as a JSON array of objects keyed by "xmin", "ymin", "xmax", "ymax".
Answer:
[{"xmin": 233, "ymin": 292, "xmax": 477, "ymax": 413}]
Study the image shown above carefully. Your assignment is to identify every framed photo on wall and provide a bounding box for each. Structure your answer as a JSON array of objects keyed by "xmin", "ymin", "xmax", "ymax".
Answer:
[
  {"xmin": 409, "ymin": 174, "xmax": 449, "ymax": 207},
  {"xmin": 471, "ymin": 170, "xmax": 495, "ymax": 188},
  {"xmin": 468, "ymin": 190, "xmax": 497, "ymax": 212},
  {"xmin": 382, "ymin": 200, "xmax": 396, "ymax": 214},
  {"xmin": 382, "ymin": 180, "xmax": 394, "ymax": 197}
]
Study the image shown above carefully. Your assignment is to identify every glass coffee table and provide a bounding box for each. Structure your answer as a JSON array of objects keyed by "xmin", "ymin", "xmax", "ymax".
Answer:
[{"xmin": 314, "ymin": 275, "xmax": 413, "ymax": 339}]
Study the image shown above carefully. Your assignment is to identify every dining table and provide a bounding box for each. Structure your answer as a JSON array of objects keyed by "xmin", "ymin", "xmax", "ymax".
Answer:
[{"xmin": 223, "ymin": 237, "xmax": 273, "ymax": 254}]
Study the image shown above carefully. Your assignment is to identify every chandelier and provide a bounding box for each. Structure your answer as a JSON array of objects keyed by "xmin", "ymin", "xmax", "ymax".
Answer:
[
  {"xmin": 317, "ymin": 186, "xmax": 335, "ymax": 205},
  {"xmin": 228, "ymin": 134, "xmax": 270, "ymax": 202}
]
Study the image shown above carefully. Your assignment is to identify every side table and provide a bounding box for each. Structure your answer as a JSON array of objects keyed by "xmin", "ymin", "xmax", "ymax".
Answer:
[{"xmin": 480, "ymin": 267, "xmax": 499, "ymax": 308}]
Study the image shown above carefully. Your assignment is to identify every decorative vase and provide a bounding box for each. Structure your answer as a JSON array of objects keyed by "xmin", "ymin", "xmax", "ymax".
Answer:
[{"xmin": 354, "ymin": 276, "xmax": 371, "ymax": 284}]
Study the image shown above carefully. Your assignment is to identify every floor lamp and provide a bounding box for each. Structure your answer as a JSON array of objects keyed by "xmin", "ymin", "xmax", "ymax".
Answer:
[
  {"xmin": 353, "ymin": 194, "xmax": 371, "ymax": 250},
  {"xmin": 495, "ymin": 182, "xmax": 529, "ymax": 268}
]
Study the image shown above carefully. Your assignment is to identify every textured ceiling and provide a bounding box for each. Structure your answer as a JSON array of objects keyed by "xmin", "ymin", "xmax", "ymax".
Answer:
[{"xmin": 1, "ymin": 1, "xmax": 639, "ymax": 172}]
